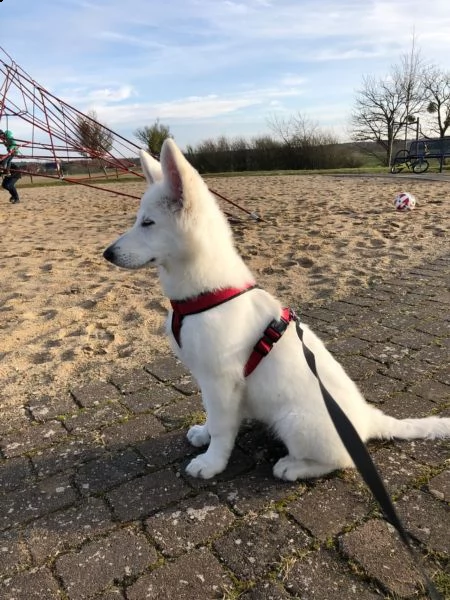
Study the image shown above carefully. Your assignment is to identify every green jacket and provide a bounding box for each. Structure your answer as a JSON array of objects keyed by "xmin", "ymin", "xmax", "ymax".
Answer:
[{"xmin": 2, "ymin": 130, "xmax": 18, "ymax": 152}]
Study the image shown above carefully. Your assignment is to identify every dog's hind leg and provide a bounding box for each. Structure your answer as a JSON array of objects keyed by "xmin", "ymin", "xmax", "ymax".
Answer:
[
  {"xmin": 273, "ymin": 456, "xmax": 345, "ymax": 481},
  {"xmin": 185, "ymin": 379, "xmax": 243, "ymax": 479}
]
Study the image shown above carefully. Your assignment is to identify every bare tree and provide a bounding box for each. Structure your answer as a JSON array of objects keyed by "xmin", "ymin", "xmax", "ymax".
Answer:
[
  {"xmin": 267, "ymin": 113, "xmax": 297, "ymax": 146},
  {"xmin": 267, "ymin": 112, "xmax": 324, "ymax": 147},
  {"xmin": 422, "ymin": 66, "xmax": 450, "ymax": 138},
  {"xmin": 267, "ymin": 111, "xmax": 341, "ymax": 169},
  {"xmin": 74, "ymin": 110, "xmax": 113, "ymax": 176},
  {"xmin": 134, "ymin": 119, "xmax": 172, "ymax": 156},
  {"xmin": 75, "ymin": 110, "xmax": 113, "ymax": 157},
  {"xmin": 350, "ymin": 41, "xmax": 426, "ymax": 166}
]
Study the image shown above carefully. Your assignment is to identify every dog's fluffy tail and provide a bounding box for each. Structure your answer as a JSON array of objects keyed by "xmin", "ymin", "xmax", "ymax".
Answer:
[{"xmin": 369, "ymin": 408, "xmax": 450, "ymax": 441}]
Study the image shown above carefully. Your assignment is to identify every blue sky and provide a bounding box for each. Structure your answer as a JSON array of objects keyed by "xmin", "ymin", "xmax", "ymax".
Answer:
[{"xmin": 1, "ymin": 0, "xmax": 450, "ymax": 150}]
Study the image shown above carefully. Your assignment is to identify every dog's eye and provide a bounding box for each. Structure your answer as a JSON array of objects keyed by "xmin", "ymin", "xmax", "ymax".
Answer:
[{"xmin": 141, "ymin": 219, "xmax": 155, "ymax": 227}]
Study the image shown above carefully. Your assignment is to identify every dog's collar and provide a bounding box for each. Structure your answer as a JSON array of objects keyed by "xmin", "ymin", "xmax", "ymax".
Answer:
[{"xmin": 170, "ymin": 283, "xmax": 257, "ymax": 346}]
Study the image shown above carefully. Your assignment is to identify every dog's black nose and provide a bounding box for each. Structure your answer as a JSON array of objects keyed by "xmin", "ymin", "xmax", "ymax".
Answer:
[{"xmin": 103, "ymin": 247, "xmax": 115, "ymax": 262}]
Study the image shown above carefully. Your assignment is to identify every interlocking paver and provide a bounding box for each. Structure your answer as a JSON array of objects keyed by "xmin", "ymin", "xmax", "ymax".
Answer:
[
  {"xmin": 1, "ymin": 253, "xmax": 449, "ymax": 599},
  {"xmin": 101, "ymin": 413, "xmax": 165, "ymax": 448},
  {"xmin": 119, "ymin": 383, "xmax": 180, "ymax": 412},
  {"xmin": 126, "ymin": 547, "xmax": 230, "ymax": 600},
  {"xmin": 0, "ymin": 567, "xmax": 61, "ymax": 599},
  {"xmin": 75, "ymin": 448, "xmax": 147, "ymax": 495},
  {"xmin": 409, "ymin": 378, "xmax": 450, "ymax": 401},
  {"xmin": 213, "ymin": 513, "xmax": 311, "ymax": 580},
  {"xmin": 1, "ymin": 420, "xmax": 67, "ymax": 457},
  {"xmin": 338, "ymin": 354, "xmax": 380, "ymax": 380},
  {"xmin": 357, "ymin": 371, "xmax": 405, "ymax": 404},
  {"xmin": 240, "ymin": 581, "xmax": 292, "ymax": 599},
  {"xmin": 31, "ymin": 435, "xmax": 105, "ymax": 478},
  {"xmin": 373, "ymin": 311, "xmax": 420, "ymax": 331},
  {"xmin": 0, "ymin": 407, "xmax": 31, "ymax": 436},
  {"xmin": 415, "ymin": 319, "xmax": 450, "ymax": 337},
  {"xmin": 24, "ymin": 497, "xmax": 115, "ymax": 563},
  {"xmin": 379, "ymin": 356, "xmax": 434, "ymax": 381},
  {"xmin": 435, "ymin": 364, "xmax": 450, "ymax": 386},
  {"xmin": 215, "ymin": 463, "xmax": 302, "ymax": 515},
  {"xmin": 55, "ymin": 527, "xmax": 157, "ymax": 599},
  {"xmin": 63, "ymin": 401, "xmax": 128, "ymax": 435},
  {"xmin": 171, "ymin": 375, "xmax": 199, "ymax": 395},
  {"xmin": 381, "ymin": 391, "xmax": 436, "ymax": 419},
  {"xmin": 359, "ymin": 340, "xmax": 410, "ymax": 364},
  {"xmin": 0, "ymin": 456, "xmax": 33, "ymax": 492},
  {"xmin": 352, "ymin": 324, "xmax": 393, "ymax": 343},
  {"xmin": 107, "ymin": 468, "xmax": 191, "ymax": 521},
  {"xmin": 325, "ymin": 300, "xmax": 361, "ymax": 316},
  {"xmin": 26, "ymin": 394, "xmax": 78, "ymax": 421},
  {"xmin": 283, "ymin": 548, "xmax": 380, "ymax": 599},
  {"xmin": 110, "ymin": 368, "xmax": 160, "ymax": 394},
  {"xmin": 144, "ymin": 355, "xmax": 190, "ymax": 383},
  {"xmin": 70, "ymin": 381, "xmax": 122, "ymax": 407},
  {"xmin": 428, "ymin": 469, "xmax": 449, "ymax": 502},
  {"xmin": 414, "ymin": 343, "xmax": 449, "ymax": 365},
  {"xmin": 395, "ymin": 437, "xmax": 450, "ymax": 467},
  {"xmin": 0, "ymin": 474, "xmax": 77, "ymax": 530},
  {"xmin": 371, "ymin": 446, "xmax": 428, "ymax": 495},
  {"xmin": 0, "ymin": 529, "xmax": 30, "ymax": 575},
  {"xmin": 136, "ymin": 430, "xmax": 195, "ymax": 469},
  {"xmin": 145, "ymin": 491, "xmax": 235, "ymax": 556},
  {"xmin": 286, "ymin": 478, "xmax": 370, "ymax": 540},
  {"xmin": 339, "ymin": 519, "xmax": 420, "ymax": 597},
  {"xmin": 389, "ymin": 329, "xmax": 436, "ymax": 351},
  {"xmin": 395, "ymin": 489, "xmax": 450, "ymax": 554},
  {"xmin": 326, "ymin": 335, "xmax": 370, "ymax": 355},
  {"xmin": 96, "ymin": 589, "xmax": 125, "ymax": 600},
  {"xmin": 154, "ymin": 394, "xmax": 204, "ymax": 430}
]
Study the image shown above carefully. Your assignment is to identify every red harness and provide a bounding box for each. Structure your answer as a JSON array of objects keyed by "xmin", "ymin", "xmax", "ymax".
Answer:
[{"xmin": 170, "ymin": 284, "xmax": 296, "ymax": 377}]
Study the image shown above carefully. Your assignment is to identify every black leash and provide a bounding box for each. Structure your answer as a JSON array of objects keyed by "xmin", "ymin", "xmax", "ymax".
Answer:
[{"xmin": 295, "ymin": 319, "xmax": 441, "ymax": 600}]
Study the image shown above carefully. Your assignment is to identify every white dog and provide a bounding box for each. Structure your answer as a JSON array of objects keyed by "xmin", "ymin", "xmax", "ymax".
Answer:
[{"xmin": 104, "ymin": 139, "xmax": 450, "ymax": 481}]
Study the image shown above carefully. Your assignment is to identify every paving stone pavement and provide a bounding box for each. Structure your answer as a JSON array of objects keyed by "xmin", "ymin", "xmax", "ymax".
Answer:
[{"xmin": 0, "ymin": 254, "xmax": 449, "ymax": 600}]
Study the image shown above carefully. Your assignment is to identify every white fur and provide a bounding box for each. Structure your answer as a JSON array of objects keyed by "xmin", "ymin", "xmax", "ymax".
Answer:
[{"xmin": 104, "ymin": 139, "xmax": 450, "ymax": 481}]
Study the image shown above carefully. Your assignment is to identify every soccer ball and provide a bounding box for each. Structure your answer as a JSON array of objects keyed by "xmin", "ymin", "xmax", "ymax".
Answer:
[{"xmin": 394, "ymin": 192, "xmax": 416, "ymax": 211}]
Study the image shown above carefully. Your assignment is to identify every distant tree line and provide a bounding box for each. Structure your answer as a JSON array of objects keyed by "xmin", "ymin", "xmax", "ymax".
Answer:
[
  {"xmin": 185, "ymin": 133, "xmax": 361, "ymax": 174},
  {"xmin": 133, "ymin": 114, "xmax": 363, "ymax": 173}
]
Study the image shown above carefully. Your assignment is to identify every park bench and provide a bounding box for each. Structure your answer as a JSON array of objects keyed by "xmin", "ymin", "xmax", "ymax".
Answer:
[{"xmin": 391, "ymin": 136, "xmax": 450, "ymax": 174}]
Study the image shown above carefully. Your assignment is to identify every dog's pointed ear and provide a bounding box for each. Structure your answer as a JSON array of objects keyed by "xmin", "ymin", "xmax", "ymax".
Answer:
[
  {"xmin": 160, "ymin": 138, "xmax": 199, "ymax": 211},
  {"xmin": 139, "ymin": 149, "xmax": 163, "ymax": 184}
]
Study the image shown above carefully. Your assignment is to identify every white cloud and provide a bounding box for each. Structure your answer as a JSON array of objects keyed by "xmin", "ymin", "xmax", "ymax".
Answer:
[
  {"xmin": 280, "ymin": 75, "xmax": 307, "ymax": 87},
  {"xmin": 98, "ymin": 30, "xmax": 166, "ymax": 50},
  {"xmin": 88, "ymin": 86, "xmax": 136, "ymax": 103},
  {"xmin": 223, "ymin": 1, "xmax": 249, "ymax": 15},
  {"xmin": 92, "ymin": 84, "xmax": 305, "ymax": 126}
]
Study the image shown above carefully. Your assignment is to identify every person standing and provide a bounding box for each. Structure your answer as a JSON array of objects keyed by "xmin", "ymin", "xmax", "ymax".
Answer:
[
  {"xmin": 2, "ymin": 162, "xmax": 22, "ymax": 203},
  {"xmin": 0, "ymin": 129, "xmax": 19, "ymax": 174}
]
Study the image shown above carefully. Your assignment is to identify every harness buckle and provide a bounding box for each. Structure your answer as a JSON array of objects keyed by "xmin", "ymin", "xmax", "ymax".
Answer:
[
  {"xmin": 254, "ymin": 338, "xmax": 272, "ymax": 356},
  {"xmin": 253, "ymin": 314, "xmax": 290, "ymax": 356},
  {"xmin": 265, "ymin": 319, "xmax": 286, "ymax": 342},
  {"xmin": 244, "ymin": 306, "xmax": 297, "ymax": 377}
]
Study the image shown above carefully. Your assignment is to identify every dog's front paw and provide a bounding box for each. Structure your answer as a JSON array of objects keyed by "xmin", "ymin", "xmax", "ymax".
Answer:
[
  {"xmin": 273, "ymin": 456, "xmax": 303, "ymax": 481},
  {"xmin": 187, "ymin": 424, "xmax": 211, "ymax": 447},
  {"xmin": 185, "ymin": 454, "xmax": 225, "ymax": 479}
]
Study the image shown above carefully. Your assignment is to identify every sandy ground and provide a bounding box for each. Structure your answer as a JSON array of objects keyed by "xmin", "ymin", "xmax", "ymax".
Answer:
[{"xmin": 0, "ymin": 174, "xmax": 448, "ymax": 407}]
